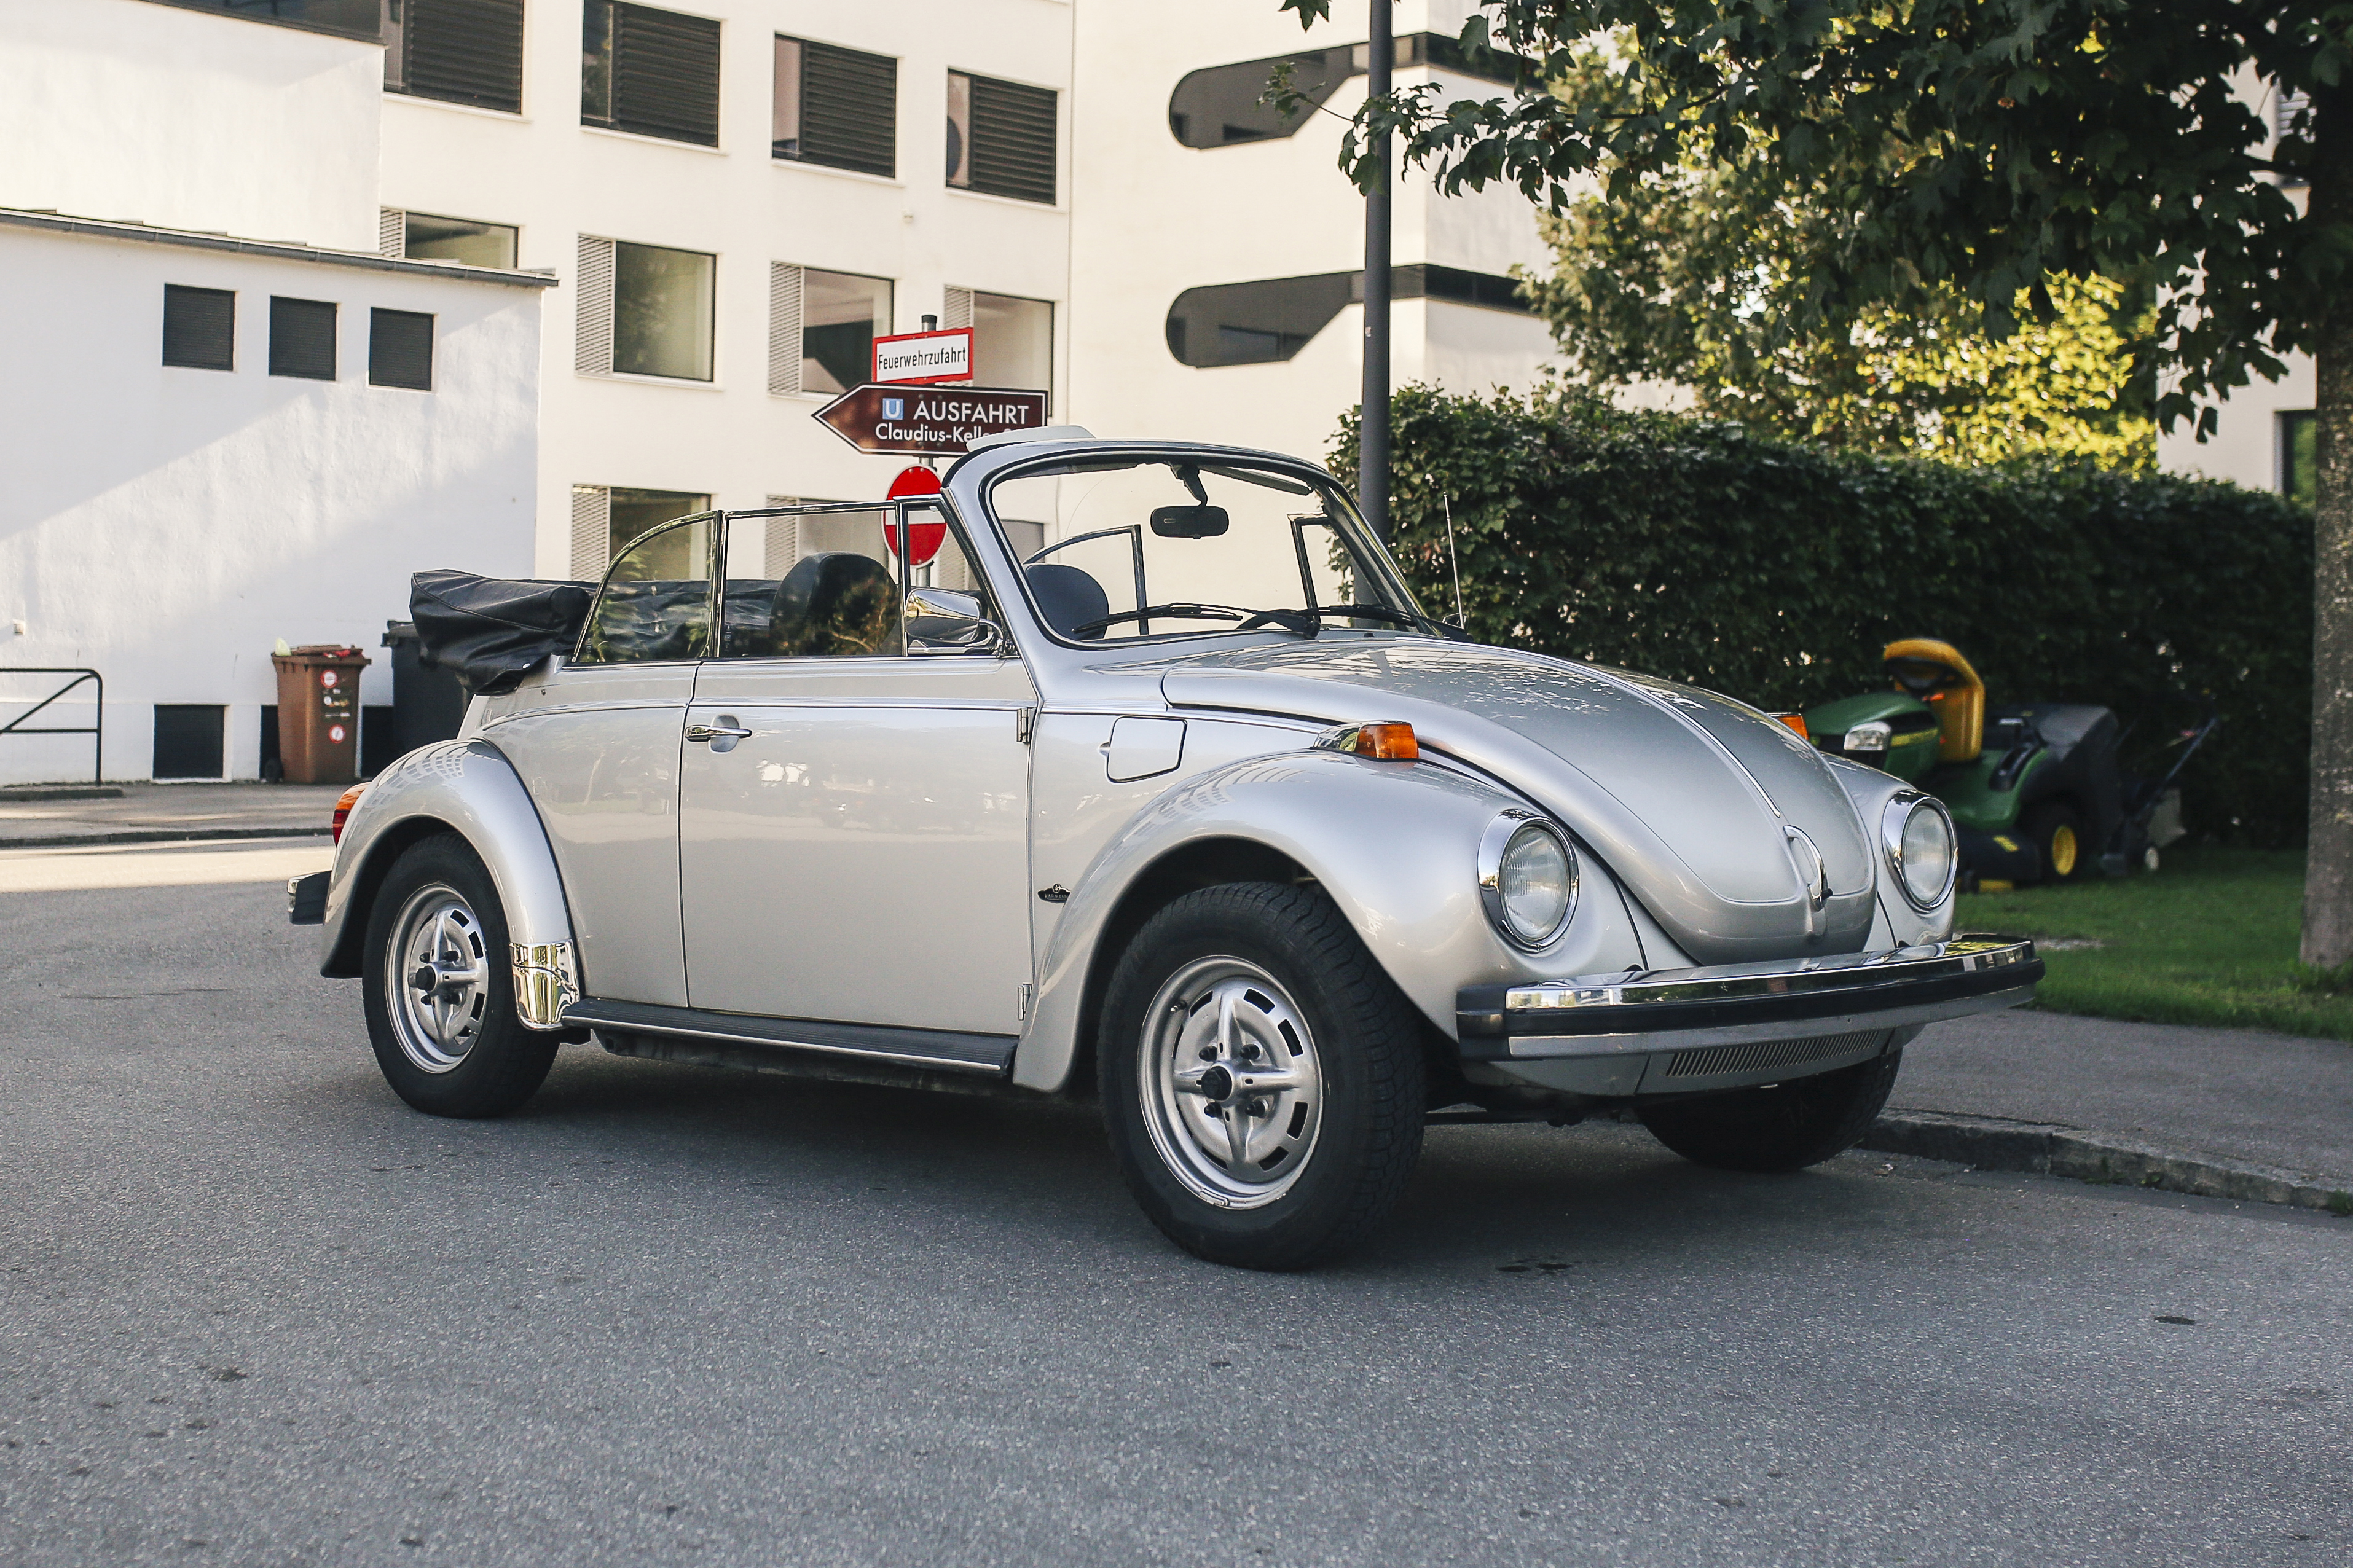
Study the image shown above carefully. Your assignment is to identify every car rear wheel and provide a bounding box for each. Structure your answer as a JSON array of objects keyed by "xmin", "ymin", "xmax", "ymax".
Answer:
[
  {"xmin": 2021, "ymin": 800, "xmax": 2089, "ymax": 884},
  {"xmin": 1099, "ymin": 882, "xmax": 1425, "ymax": 1270},
  {"xmin": 361, "ymin": 833, "xmax": 557, "ymax": 1119},
  {"xmin": 1638, "ymin": 1047, "xmax": 1903, "ymax": 1174}
]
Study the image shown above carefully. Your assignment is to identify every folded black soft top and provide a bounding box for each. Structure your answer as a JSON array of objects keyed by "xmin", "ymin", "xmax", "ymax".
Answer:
[{"xmin": 410, "ymin": 569, "xmax": 596, "ymax": 697}]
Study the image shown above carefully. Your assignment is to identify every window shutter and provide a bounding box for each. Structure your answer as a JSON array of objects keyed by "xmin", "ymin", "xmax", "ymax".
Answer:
[
  {"xmin": 799, "ymin": 41, "xmax": 897, "ymax": 177},
  {"xmin": 162, "ymin": 285, "xmax": 235, "ymax": 371},
  {"xmin": 768, "ymin": 264, "xmax": 804, "ymax": 396},
  {"xmin": 968, "ymin": 76, "xmax": 1056, "ymax": 204},
  {"xmin": 762, "ymin": 502, "xmax": 801, "ymax": 579},
  {"xmin": 575, "ymin": 235, "xmax": 616, "ymax": 375},
  {"xmin": 403, "ymin": 0, "xmax": 525, "ymax": 115},
  {"xmin": 941, "ymin": 286, "xmax": 973, "ymax": 330},
  {"xmin": 379, "ymin": 208, "xmax": 407, "ymax": 258},
  {"xmin": 571, "ymin": 486, "xmax": 612, "ymax": 581},
  {"xmin": 269, "ymin": 297, "xmax": 337, "ymax": 380},
  {"xmin": 369, "ymin": 309, "xmax": 435, "ymax": 390},
  {"xmin": 613, "ymin": 4, "xmax": 722, "ymax": 146}
]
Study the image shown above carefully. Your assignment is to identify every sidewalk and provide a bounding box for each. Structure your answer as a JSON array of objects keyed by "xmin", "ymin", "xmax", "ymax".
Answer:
[
  {"xmin": 1882, "ymin": 1006, "xmax": 2353, "ymax": 1205},
  {"xmin": 0, "ymin": 782, "xmax": 341, "ymax": 847}
]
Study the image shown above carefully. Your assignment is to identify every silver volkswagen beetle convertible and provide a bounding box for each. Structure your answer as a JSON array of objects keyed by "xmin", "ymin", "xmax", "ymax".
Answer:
[{"xmin": 297, "ymin": 433, "xmax": 2039, "ymax": 1269}]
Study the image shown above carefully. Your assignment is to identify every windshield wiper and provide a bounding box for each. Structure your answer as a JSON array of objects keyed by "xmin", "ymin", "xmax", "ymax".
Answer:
[{"xmin": 1310, "ymin": 604, "xmax": 1471, "ymax": 640}]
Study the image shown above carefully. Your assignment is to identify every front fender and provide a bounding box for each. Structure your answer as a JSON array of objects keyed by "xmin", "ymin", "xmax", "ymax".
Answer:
[
  {"xmin": 1823, "ymin": 755, "xmax": 1954, "ymax": 947},
  {"xmin": 318, "ymin": 739, "xmax": 579, "ymax": 1025},
  {"xmin": 1011, "ymin": 748, "xmax": 1646, "ymax": 1092}
]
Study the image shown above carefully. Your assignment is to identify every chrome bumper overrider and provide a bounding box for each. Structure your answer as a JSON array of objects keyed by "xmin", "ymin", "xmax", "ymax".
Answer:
[{"xmin": 1455, "ymin": 936, "xmax": 2041, "ymax": 1060}]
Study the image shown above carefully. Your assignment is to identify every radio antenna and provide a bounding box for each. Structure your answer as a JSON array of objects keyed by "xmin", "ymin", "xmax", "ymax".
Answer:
[{"xmin": 1442, "ymin": 492, "xmax": 1465, "ymax": 625}]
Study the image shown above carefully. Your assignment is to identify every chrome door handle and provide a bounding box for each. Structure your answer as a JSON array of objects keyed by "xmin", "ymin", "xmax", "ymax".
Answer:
[{"xmin": 686, "ymin": 723, "xmax": 752, "ymax": 743}]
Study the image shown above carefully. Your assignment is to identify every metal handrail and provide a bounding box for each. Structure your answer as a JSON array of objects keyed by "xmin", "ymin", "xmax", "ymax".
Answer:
[{"xmin": 0, "ymin": 668, "xmax": 103, "ymax": 785}]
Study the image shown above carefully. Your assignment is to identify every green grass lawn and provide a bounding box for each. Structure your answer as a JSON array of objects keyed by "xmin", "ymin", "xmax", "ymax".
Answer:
[{"xmin": 1955, "ymin": 846, "xmax": 2353, "ymax": 1040}]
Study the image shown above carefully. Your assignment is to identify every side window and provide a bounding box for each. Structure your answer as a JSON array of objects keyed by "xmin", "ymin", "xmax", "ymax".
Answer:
[
  {"xmin": 578, "ymin": 515, "xmax": 716, "ymax": 665},
  {"xmin": 715, "ymin": 507, "xmax": 997, "ymax": 659}
]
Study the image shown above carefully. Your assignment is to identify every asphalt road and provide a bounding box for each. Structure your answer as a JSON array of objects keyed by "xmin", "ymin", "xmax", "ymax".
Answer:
[{"xmin": 4, "ymin": 851, "xmax": 2350, "ymax": 1567}]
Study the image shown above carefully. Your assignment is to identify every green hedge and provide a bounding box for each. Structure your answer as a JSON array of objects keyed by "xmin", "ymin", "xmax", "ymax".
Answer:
[{"xmin": 1330, "ymin": 388, "xmax": 2313, "ymax": 846}]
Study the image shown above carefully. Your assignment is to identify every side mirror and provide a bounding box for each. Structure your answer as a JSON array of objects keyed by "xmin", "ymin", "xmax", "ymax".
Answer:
[
  {"xmin": 1150, "ymin": 504, "xmax": 1229, "ymax": 538},
  {"xmin": 906, "ymin": 587, "xmax": 1009, "ymax": 656}
]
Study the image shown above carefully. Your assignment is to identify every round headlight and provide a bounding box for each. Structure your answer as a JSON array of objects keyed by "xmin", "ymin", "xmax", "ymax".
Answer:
[
  {"xmin": 1881, "ymin": 793, "xmax": 1957, "ymax": 909},
  {"xmin": 1479, "ymin": 813, "xmax": 1578, "ymax": 949}
]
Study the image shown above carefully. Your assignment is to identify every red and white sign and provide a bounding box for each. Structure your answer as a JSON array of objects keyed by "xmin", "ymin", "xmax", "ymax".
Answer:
[
  {"xmin": 871, "ymin": 327, "xmax": 973, "ymax": 386},
  {"xmin": 883, "ymin": 466, "xmax": 947, "ymax": 566}
]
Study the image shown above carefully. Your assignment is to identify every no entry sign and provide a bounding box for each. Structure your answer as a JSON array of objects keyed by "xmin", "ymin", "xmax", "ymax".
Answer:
[{"xmin": 813, "ymin": 383, "xmax": 1049, "ymax": 457}]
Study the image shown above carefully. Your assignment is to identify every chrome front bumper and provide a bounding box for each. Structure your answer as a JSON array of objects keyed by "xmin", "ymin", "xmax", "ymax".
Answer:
[{"xmin": 1455, "ymin": 936, "xmax": 2041, "ymax": 1061}]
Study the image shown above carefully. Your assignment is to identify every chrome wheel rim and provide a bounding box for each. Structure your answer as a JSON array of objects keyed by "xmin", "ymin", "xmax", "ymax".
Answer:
[
  {"xmin": 1139, "ymin": 957, "xmax": 1324, "ymax": 1209},
  {"xmin": 384, "ymin": 882, "xmax": 490, "ymax": 1074}
]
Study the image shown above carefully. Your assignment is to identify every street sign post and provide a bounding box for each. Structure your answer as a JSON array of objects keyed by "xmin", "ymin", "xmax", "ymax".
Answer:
[
  {"xmin": 812, "ymin": 383, "xmax": 1048, "ymax": 457},
  {"xmin": 871, "ymin": 327, "xmax": 974, "ymax": 385}
]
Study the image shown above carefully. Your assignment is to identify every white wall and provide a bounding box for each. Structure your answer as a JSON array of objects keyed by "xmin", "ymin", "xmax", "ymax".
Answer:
[
  {"xmin": 0, "ymin": 0, "xmax": 383, "ymax": 253},
  {"xmin": 377, "ymin": 0, "xmax": 1076, "ymax": 575},
  {"xmin": 0, "ymin": 223, "xmax": 543, "ymax": 784},
  {"xmin": 1068, "ymin": 0, "xmax": 1555, "ymax": 468}
]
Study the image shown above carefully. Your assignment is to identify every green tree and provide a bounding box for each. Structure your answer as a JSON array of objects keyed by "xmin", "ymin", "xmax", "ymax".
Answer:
[
  {"xmin": 1525, "ymin": 78, "xmax": 2156, "ymax": 466},
  {"xmin": 1284, "ymin": 0, "xmax": 2353, "ymax": 963}
]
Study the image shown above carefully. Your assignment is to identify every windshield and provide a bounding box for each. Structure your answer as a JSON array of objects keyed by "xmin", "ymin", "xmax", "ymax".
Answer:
[{"xmin": 987, "ymin": 457, "xmax": 1430, "ymax": 643}]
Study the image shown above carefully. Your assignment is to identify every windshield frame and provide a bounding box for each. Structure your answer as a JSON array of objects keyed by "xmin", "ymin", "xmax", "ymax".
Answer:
[{"xmin": 979, "ymin": 447, "xmax": 1432, "ymax": 652}]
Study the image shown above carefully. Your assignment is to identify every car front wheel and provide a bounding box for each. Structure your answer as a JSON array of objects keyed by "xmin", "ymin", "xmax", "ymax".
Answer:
[
  {"xmin": 361, "ymin": 833, "xmax": 557, "ymax": 1119},
  {"xmin": 1637, "ymin": 1046, "xmax": 1903, "ymax": 1174},
  {"xmin": 1099, "ymin": 882, "xmax": 1426, "ymax": 1270}
]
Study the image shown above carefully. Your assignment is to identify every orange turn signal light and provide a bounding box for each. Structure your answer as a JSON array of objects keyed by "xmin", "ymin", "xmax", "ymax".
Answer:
[
  {"xmin": 1349, "ymin": 721, "xmax": 1420, "ymax": 761},
  {"xmin": 1772, "ymin": 713, "xmax": 1809, "ymax": 740},
  {"xmin": 332, "ymin": 783, "xmax": 369, "ymax": 845}
]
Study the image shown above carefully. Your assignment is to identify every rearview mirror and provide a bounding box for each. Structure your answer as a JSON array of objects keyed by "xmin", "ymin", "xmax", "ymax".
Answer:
[
  {"xmin": 905, "ymin": 587, "xmax": 1008, "ymax": 656},
  {"xmin": 1150, "ymin": 504, "xmax": 1229, "ymax": 538}
]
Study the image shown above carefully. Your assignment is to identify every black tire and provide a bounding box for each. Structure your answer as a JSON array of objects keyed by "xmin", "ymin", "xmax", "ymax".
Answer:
[
  {"xmin": 1638, "ymin": 1047, "xmax": 1903, "ymax": 1174},
  {"xmin": 2021, "ymin": 799, "xmax": 2089, "ymax": 884},
  {"xmin": 1099, "ymin": 882, "xmax": 1426, "ymax": 1270},
  {"xmin": 361, "ymin": 833, "xmax": 557, "ymax": 1119}
]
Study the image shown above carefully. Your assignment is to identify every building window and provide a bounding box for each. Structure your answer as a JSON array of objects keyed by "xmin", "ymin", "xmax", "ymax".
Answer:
[
  {"xmin": 583, "ymin": 1, "xmax": 722, "ymax": 148},
  {"xmin": 769, "ymin": 266, "xmax": 892, "ymax": 396},
  {"xmin": 1165, "ymin": 267, "xmax": 1531, "ymax": 367},
  {"xmin": 945, "ymin": 289, "xmax": 1052, "ymax": 396},
  {"xmin": 370, "ymin": 309, "xmax": 435, "ymax": 390},
  {"xmin": 153, "ymin": 705, "xmax": 226, "ymax": 781},
  {"xmin": 2283, "ymin": 411, "xmax": 2317, "ymax": 506},
  {"xmin": 946, "ymin": 71, "xmax": 1056, "ymax": 205},
  {"xmin": 389, "ymin": 210, "xmax": 520, "ymax": 269},
  {"xmin": 616, "ymin": 243, "xmax": 715, "ymax": 380},
  {"xmin": 144, "ymin": 1, "xmax": 379, "ymax": 41},
  {"xmin": 568, "ymin": 485, "xmax": 712, "ymax": 581},
  {"xmin": 162, "ymin": 285, "xmax": 235, "ymax": 372},
  {"xmin": 1169, "ymin": 34, "xmax": 1525, "ymax": 149},
  {"xmin": 774, "ymin": 36, "xmax": 897, "ymax": 177},
  {"xmin": 269, "ymin": 297, "xmax": 338, "ymax": 380},
  {"xmin": 383, "ymin": 0, "xmax": 525, "ymax": 114}
]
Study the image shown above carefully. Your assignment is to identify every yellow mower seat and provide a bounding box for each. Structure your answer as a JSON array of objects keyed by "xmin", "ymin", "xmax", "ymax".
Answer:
[{"xmin": 1884, "ymin": 638, "xmax": 1984, "ymax": 764}]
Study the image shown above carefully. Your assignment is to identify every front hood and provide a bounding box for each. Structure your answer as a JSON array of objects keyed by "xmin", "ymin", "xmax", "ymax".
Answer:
[{"xmin": 1156, "ymin": 640, "xmax": 1877, "ymax": 965}]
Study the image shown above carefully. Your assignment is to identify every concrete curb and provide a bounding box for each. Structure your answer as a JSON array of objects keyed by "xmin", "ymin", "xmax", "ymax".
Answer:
[
  {"xmin": 0, "ymin": 828, "xmax": 331, "ymax": 850},
  {"xmin": 1866, "ymin": 1110, "xmax": 2353, "ymax": 1217}
]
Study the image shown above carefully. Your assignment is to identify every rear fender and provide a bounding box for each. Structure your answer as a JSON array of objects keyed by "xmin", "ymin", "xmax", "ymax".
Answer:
[
  {"xmin": 318, "ymin": 739, "xmax": 578, "ymax": 1027},
  {"xmin": 1011, "ymin": 747, "xmax": 1646, "ymax": 1093}
]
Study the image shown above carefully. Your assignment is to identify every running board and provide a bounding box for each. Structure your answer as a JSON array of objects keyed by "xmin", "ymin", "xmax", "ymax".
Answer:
[{"xmin": 562, "ymin": 997, "xmax": 1016, "ymax": 1076}]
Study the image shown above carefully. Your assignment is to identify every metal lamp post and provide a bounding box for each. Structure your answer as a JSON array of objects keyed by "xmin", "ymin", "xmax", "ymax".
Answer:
[{"xmin": 1360, "ymin": 1, "xmax": 1391, "ymax": 544}]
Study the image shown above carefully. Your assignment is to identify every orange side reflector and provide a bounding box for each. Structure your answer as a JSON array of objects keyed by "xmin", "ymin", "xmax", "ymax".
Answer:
[
  {"xmin": 1774, "ymin": 713, "xmax": 1809, "ymax": 740},
  {"xmin": 1351, "ymin": 722, "xmax": 1420, "ymax": 761},
  {"xmin": 332, "ymin": 783, "xmax": 368, "ymax": 845}
]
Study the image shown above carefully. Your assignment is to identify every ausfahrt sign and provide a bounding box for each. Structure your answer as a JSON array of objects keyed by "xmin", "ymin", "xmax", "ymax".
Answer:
[
  {"xmin": 871, "ymin": 327, "xmax": 973, "ymax": 385},
  {"xmin": 812, "ymin": 383, "xmax": 1048, "ymax": 456}
]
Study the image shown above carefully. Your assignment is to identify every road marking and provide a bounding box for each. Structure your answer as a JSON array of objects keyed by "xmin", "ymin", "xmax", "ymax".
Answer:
[{"xmin": 0, "ymin": 837, "xmax": 332, "ymax": 893}]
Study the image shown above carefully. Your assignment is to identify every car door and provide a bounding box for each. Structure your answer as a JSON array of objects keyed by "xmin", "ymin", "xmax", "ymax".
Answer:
[
  {"xmin": 482, "ymin": 514, "xmax": 714, "ymax": 1007},
  {"xmin": 678, "ymin": 504, "xmax": 1037, "ymax": 1038}
]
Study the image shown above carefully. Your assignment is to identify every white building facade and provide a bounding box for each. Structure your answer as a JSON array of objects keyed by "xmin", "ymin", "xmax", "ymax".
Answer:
[
  {"xmin": 2156, "ymin": 75, "xmax": 2318, "ymax": 506},
  {"xmin": 0, "ymin": 0, "xmax": 549, "ymax": 786}
]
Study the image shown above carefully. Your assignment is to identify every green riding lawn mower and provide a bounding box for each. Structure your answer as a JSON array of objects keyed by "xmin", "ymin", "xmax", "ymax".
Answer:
[{"xmin": 1800, "ymin": 639, "xmax": 2219, "ymax": 890}]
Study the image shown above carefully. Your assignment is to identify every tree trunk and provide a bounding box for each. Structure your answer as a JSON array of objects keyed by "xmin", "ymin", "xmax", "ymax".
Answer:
[{"xmin": 2300, "ymin": 88, "xmax": 2353, "ymax": 968}]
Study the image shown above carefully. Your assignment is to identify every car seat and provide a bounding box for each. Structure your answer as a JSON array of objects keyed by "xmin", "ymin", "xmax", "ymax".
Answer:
[
  {"xmin": 1884, "ymin": 637, "xmax": 1984, "ymax": 764},
  {"xmin": 1026, "ymin": 562, "xmax": 1110, "ymax": 638},
  {"xmin": 775, "ymin": 552, "xmax": 901, "ymax": 657}
]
